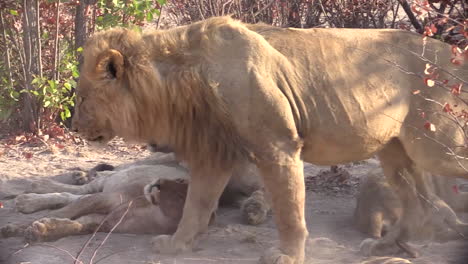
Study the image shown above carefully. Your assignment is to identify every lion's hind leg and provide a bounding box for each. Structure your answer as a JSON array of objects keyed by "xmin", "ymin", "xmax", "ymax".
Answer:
[
  {"xmin": 15, "ymin": 192, "xmax": 81, "ymax": 214},
  {"xmin": 362, "ymin": 139, "xmax": 425, "ymax": 258},
  {"xmin": 427, "ymin": 196, "xmax": 468, "ymax": 241}
]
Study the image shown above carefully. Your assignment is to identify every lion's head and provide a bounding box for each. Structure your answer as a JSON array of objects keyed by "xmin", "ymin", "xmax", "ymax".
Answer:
[
  {"xmin": 71, "ymin": 28, "xmax": 156, "ymax": 143},
  {"xmin": 72, "ymin": 18, "xmax": 251, "ymax": 170}
]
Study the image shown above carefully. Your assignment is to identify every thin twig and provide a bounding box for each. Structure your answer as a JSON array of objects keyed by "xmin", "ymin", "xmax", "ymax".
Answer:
[
  {"xmin": 35, "ymin": 0, "xmax": 42, "ymax": 78},
  {"xmin": 412, "ymin": 0, "xmax": 465, "ymax": 27},
  {"xmin": 156, "ymin": 5, "xmax": 164, "ymax": 30},
  {"xmin": 89, "ymin": 200, "xmax": 133, "ymax": 264},
  {"xmin": 74, "ymin": 196, "xmax": 144, "ymax": 264},
  {"xmin": 398, "ymin": 171, "xmax": 466, "ymax": 239}
]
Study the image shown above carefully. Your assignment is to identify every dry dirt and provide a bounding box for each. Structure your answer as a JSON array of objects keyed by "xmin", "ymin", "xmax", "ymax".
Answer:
[{"xmin": 0, "ymin": 139, "xmax": 467, "ymax": 264}]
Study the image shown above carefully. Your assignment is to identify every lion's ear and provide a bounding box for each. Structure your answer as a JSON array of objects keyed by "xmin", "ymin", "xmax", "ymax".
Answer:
[{"xmin": 95, "ymin": 49, "xmax": 124, "ymax": 80}]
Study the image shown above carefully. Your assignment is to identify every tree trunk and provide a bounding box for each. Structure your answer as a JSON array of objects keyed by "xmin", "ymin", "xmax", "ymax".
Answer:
[
  {"xmin": 75, "ymin": 0, "xmax": 95, "ymax": 64},
  {"xmin": 21, "ymin": 0, "xmax": 37, "ymax": 132},
  {"xmin": 53, "ymin": 0, "xmax": 60, "ymax": 81},
  {"xmin": 0, "ymin": 11, "xmax": 13, "ymax": 89}
]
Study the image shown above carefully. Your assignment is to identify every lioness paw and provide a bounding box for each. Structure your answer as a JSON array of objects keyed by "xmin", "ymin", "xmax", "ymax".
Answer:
[
  {"xmin": 359, "ymin": 238, "xmax": 413, "ymax": 257},
  {"xmin": 241, "ymin": 191, "xmax": 269, "ymax": 225},
  {"xmin": 24, "ymin": 218, "xmax": 82, "ymax": 243},
  {"xmin": 71, "ymin": 171, "xmax": 88, "ymax": 185},
  {"xmin": 15, "ymin": 194, "xmax": 42, "ymax": 214},
  {"xmin": 259, "ymin": 247, "xmax": 295, "ymax": 264},
  {"xmin": 360, "ymin": 257, "xmax": 412, "ymax": 264},
  {"xmin": 151, "ymin": 234, "xmax": 191, "ymax": 254},
  {"xmin": 144, "ymin": 177, "xmax": 189, "ymax": 207},
  {"xmin": 24, "ymin": 220, "xmax": 49, "ymax": 242},
  {"xmin": 1, "ymin": 223, "xmax": 25, "ymax": 238}
]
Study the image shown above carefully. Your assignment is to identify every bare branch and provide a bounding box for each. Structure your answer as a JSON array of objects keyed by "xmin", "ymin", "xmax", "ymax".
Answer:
[{"xmin": 399, "ymin": 0, "xmax": 423, "ymax": 33}]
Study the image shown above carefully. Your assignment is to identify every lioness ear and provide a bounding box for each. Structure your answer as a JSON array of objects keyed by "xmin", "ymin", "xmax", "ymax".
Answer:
[{"xmin": 95, "ymin": 49, "xmax": 124, "ymax": 80}]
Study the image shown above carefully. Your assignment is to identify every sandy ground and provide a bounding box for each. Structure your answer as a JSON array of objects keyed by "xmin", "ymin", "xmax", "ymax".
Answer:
[{"xmin": 0, "ymin": 139, "xmax": 467, "ymax": 264}]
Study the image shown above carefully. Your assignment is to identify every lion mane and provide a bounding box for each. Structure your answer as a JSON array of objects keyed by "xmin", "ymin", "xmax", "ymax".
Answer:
[{"xmin": 80, "ymin": 17, "xmax": 252, "ymax": 171}]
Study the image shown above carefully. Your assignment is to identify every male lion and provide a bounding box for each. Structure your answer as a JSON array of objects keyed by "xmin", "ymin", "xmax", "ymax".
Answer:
[{"xmin": 72, "ymin": 17, "xmax": 468, "ymax": 263}]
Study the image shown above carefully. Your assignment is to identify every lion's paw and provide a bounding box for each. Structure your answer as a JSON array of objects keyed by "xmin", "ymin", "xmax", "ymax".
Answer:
[
  {"xmin": 144, "ymin": 179, "xmax": 161, "ymax": 205},
  {"xmin": 24, "ymin": 218, "xmax": 81, "ymax": 243},
  {"xmin": 1, "ymin": 223, "xmax": 25, "ymax": 238},
  {"xmin": 360, "ymin": 238, "xmax": 380, "ymax": 256},
  {"xmin": 359, "ymin": 238, "xmax": 413, "ymax": 257},
  {"xmin": 360, "ymin": 257, "xmax": 412, "ymax": 264},
  {"xmin": 15, "ymin": 194, "xmax": 42, "ymax": 214},
  {"xmin": 24, "ymin": 220, "xmax": 49, "ymax": 242},
  {"xmin": 151, "ymin": 234, "xmax": 191, "ymax": 254},
  {"xmin": 144, "ymin": 178, "xmax": 189, "ymax": 206},
  {"xmin": 259, "ymin": 247, "xmax": 295, "ymax": 264},
  {"xmin": 29, "ymin": 179, "xmax": 55, "ymax": 194},
  {"xmin": 241, "ymin": 191, "xmax": 269, "ymax": 225},
  {"xmin": 71, "ymin": 171, "xmax": 89, "ymax": 185}
]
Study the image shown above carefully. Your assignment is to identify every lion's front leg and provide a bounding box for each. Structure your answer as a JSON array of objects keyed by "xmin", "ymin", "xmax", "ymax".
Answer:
[
  {"xmin": 152, "ymin": 167, "xmax": 232, "ymax": 254},
  {"xmin": 256, "ymin": 160, "xmax": 308, "ymax": 264}
]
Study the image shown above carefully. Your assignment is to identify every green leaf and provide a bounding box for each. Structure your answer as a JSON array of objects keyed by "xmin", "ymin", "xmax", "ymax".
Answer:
[
  {"xmin": 9, "ymin": 10, "xmax": 18, "ymax": 16},
  {"xmin": 72, "ymin": 69, "xmax": 80, "ymax": 78},
  {"xmin": 60, "ymin": 111, "xmax": 66, "ymax": 121},
  {"xmin": 76, "ymin": 47, "xmax": 83, "ymax": 53},
  {"xmin": 64, "ymin": 82, "xmax": 72, "ymax": 91},
  {"xmin": 48, "ymin": 80, "xmax": 57, "ymax": 90},
  {"xmin": 146, "ymin": 11, "xmax": 153, "ymax": 22},
  {"xmin": 44, "ymin": 100, "xmax": 51, "ymax": 107},
  {"xmin": 157, "ymin": 0, "xmax": 166, "ymax": 5},
  {"xmin": 137, "ymin": 3, "xmax": 145, "ymax": 11},
  {"xmin": 69, "ymin": 79, "xmax": 77, "ymax": 88},
  {"xmin": 9, "ymin": 91, "xmax": 19, "ymax": 101}
]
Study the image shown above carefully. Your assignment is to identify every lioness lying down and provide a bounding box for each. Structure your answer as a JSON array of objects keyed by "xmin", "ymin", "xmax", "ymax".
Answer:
[
  {"xmin": 71, "ymin": 16, "xmax": 468, "ymax": 263},
  {"xmin": 1, "ymin": 153, "xmax": 270, "ymax": 242},
  {"xmin": 355, "ymin": 169, "xmax": 468, "ymax": 256}
]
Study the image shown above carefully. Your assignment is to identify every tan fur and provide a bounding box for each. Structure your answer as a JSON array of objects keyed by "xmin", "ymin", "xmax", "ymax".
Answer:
[
  {"xmin": 355, "ymin": 169, "xmax": 468, "ymax": 243},
  {"xmin": 354, "ymin": 169, "xmax": 403, "ymax": 239},
  {"xmin": 1, "ymin": 153, "xmax": 269, "ymax": 242},
  {"xmin": 72, "ymin": 17, "xmax": 468, "ymax": 263}
]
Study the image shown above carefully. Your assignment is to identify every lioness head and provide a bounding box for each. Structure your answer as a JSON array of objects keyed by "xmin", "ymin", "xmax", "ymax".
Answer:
[{"xmin": 71, "ymin": 28, "xmax": 152, "ymax": 143}]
